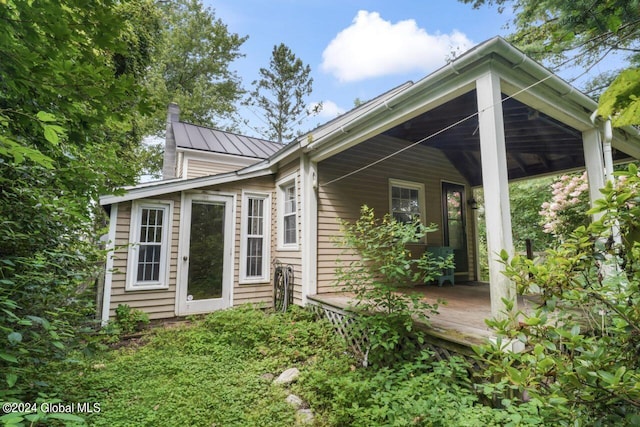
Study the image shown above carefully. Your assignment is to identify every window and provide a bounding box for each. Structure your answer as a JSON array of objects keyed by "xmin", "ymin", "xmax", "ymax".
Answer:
[
  {"xmin": 277, "ymin": 175, "xmax": 298, "ymax": 249},
  {"xmin": 389, "ymin": 179, "xmax": 425, "ymax": 224},
  {"xmin": 241, "ymin": 192, "xmax": 271, "ymax": 283},
  {"xmin": 127, "ymin": 200, "xmax": 173, "ymax": 290}
]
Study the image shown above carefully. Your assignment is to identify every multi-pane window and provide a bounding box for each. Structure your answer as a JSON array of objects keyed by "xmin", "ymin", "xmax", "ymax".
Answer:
[
  {"xmin": 390, "ymin": 182, "xmax": 423, "ymax": 224},
  {"xmin": 127, "ymin": 201, "xmax": 171, "ymax": 290},
  {"xmin": 246, "ymin": 197, "xmax": 265, "ymax": 277},
  {"xmin": 241, "ymin": 192, "xmax": 270, "ymax": 282},
  {"xmin": 137, "ymin": 207, "xmax": 164, "ymax": 282},
  {"xmin": 281, "ymin": 183, "xmax": 297, "ymax": 246}
]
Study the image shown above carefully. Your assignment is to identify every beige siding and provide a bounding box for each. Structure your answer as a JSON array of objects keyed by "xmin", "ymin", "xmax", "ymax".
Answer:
[
  {"xmin": 186, "ymin": 159, "xmax": 242, "ymax": 178},
  {"xmin": 316, "ymin": 135, "xmax": 476, "ymax": 294},
  {"xmin": 273, "ymin": 160, "xmax": 303, "ymax": 305},
  {"xmin": 109, "ymin": 194, "xmax": 181, "ymax": 320}
]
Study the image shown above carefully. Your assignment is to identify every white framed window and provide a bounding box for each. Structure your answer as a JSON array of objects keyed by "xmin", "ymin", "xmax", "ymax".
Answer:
[
  {"xmin": 126, "ymin": 200, "xmax": 173, "ymax": 290},
  {"xmin": 389, "ymin": 179, "xmax": 425, "ymax": 225},
  {"xmin": 277, "ymin": 174, "xmax": 298, "ymax": 250},
  {"xmin": 240, "ymin": 191, "xmax": 271, "ymax": 283}
]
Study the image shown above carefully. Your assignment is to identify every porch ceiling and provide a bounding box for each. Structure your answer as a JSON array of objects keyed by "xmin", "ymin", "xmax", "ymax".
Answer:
[{"xmin": 383, "ymin": 90, "xmax": 630, "ymax": 187}]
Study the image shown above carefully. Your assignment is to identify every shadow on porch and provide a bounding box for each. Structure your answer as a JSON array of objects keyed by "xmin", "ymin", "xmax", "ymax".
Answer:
[{"xmin": 308, "ymin": 282, "xmax": 538, "ymax": 352}]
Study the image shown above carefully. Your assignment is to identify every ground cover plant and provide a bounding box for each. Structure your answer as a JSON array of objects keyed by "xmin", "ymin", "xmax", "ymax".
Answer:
[{"xmin": 1, "ymin": 304, "xmax": 552, "ymax": 426}]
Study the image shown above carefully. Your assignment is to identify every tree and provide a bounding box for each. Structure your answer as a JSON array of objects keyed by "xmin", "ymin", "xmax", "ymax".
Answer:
[
  {"xmin": 0, "ymin": 0, "xmax": 160, "ymax": 403},
  {"xmin": 246, "ymin": 43, "xmax": 315, "ymax": 143},
  {"xmin": 141, "ymin": 0, "xmax": 247, "ymax": 136},
  {"xmin": 459, "ymin": 0, "xmax": 640, "ymax": 124}
]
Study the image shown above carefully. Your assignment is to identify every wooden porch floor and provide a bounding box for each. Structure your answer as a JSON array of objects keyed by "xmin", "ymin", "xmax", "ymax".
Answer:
[{"xmin": 308, "ymin": 282, "xmax": 538, "ymax": 349}]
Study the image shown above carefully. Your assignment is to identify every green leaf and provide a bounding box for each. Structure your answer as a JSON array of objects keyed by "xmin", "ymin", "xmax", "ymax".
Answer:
[
  {"xmin": 36, "ymin": 111, "xmax": 57, "ymax": 122},
  {"xmin": 6, "ymin": 372, "xmax": 17, "ymax": 387},
  {"xmin": 0, "ymin": 352, "xmax": 18, "ymax": 363},
  {"xmin": 7, "ymin": 331, "xmax": 22, "ymax": 345},
  {"xmin": 43, "ymin": 125, "xmax": 60, "ymax": 144}
]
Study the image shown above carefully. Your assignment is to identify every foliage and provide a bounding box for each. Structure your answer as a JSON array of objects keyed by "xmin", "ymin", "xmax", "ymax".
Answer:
[
  {"xmin": 39, "ymin": 306, "xmax": 346, "ymax": 426},
  {"xmin": 599, "ymin": 67, "xmax": 640, "ymax": 127},
  {"xmin": 113, "ymin": 304, "xmax": 150, "ymax": 335},
  {"xmin": 334, "ymin": 205, "xmax": 453, "ymax": 367},
  {"xmin": 539, "ymin": 171, "xmax": 591, "ymax": 242},
  {"xmin": 245, "ymin": 43, "xmax": 316, "ymax": 143},
  {"xmin": 140, "ymin": 0, "xmax": 247, "ymax": 137},
  {"xmin": 301, "ymin": 349, "xmax": 545, "ymax": 426},
  {"xmin": 0, "ymin": 0, "xmax": 160, "ymax": 404},
  {"xmin": 473, "ymin": 163, "xmax": 640, "ymax": 425},
  {"xmin": 459, "ymin": 0, "xmax": 640, "ymax": 122}
]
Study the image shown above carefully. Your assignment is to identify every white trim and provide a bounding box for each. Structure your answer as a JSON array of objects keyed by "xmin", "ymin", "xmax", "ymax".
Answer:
[
  {"xmin": 476, "ymin": 71, "xmax": 516, "ymax": 319},
  {"xmin": 276, "ymin": 173, "xmax": 299, "ymax": 251},
  {"xmin": 176, "ymin": 192, "xmax": 235, "ymax": 316},
  {"xmin": 300, "ymin": 156, "xmax": 318, "ymax": 303},
  {"xmin": 101, "ymin": 203, "xmax": 118, "ymax": 325},
  {"xmin": 126, "ymin": 199, "xmax": 174, "ymax": 291},
  {"xmin": 100, "ymin": 168, "xmax": 275, "ymax": 206},
  {"xmin": 388, "ymin": 178, "xmax": 426, "ymax": 224},
  {"xmin": 240, "ymin": 191, "xmax": 271, "ymax": 284}
]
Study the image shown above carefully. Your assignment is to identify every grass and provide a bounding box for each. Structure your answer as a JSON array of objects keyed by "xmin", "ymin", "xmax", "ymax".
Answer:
[
  {"xmin": 48, "ymin": 306, "xmax": 349, "ymax": 426},
  {"xmin": 37, "ymin": 305, "xmax": 544, "ymax": 426}
]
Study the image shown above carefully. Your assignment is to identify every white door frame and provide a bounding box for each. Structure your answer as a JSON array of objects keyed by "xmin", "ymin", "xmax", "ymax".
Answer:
[{"xmin": 176, "ymin": 192, "xmax": 235, "ymax": 316}]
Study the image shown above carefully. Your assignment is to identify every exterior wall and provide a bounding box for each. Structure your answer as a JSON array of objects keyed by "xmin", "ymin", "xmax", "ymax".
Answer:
[
  {"xmin": 316, "ymin": 134, "xmax": 476, "ymax": 294},
  {"xmin": 182, "ymin": 152, "xmax": 264, "ymax": 179},
  {"xmin": 107, "ymin": 176, "xmax": 280, "ymax": 320},
  {"xmin": 109, "ymin": 194, "xmax": 181, "ymax": 320},
  {"xmin": 272, "ymin": 160, "xmax": 303, "ymax": 305}
]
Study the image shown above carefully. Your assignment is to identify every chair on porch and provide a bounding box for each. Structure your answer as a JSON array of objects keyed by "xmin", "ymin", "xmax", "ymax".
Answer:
[{"xmin": 426, "ymin": 246, "xmax": 454, "ymax": 286}]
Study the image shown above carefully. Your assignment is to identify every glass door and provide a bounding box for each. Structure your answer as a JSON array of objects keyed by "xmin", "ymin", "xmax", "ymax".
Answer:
[
  {"xmin": 442, "ymin": 182, "xmax": 468, "ymax": 274},
  {"xmin": 178, "ymin": 193, "xmax": 233, "ymax": 315}
]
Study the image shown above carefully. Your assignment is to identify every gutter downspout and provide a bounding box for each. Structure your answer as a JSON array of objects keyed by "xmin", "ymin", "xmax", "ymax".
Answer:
[{"xmin": 101, "ymin": 203, "xmax": 118, "ymax": 325}]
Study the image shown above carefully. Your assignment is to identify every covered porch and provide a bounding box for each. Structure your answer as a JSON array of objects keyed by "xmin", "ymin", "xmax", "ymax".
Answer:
[{"xmin": 308, "ymin": 282, "xmax": 539, "ymax": 351}]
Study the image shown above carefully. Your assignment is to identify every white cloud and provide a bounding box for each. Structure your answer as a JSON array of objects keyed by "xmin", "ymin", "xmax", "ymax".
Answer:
[
  {"xmin": 321, "ymin": 10, "xmax": 474, "ymax": 82},
  {"xmin": 311, "ymin": 100, "xmax": 346, "ymax": 119}
]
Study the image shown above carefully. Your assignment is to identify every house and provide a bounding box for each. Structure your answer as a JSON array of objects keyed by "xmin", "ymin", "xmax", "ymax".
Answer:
[{"xmin": 99, "ymin": 37, "xmax": 640, "ymax": 324}]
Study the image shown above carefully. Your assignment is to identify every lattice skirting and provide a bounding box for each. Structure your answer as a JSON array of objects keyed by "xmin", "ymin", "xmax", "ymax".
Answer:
[{"xmin": 307, "ymin": 300, "xmax": 479, "ymax": 368}]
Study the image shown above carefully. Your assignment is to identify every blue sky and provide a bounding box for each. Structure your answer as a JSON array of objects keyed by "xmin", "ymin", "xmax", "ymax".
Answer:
[{"xmin": 207, "ymin": 1, "xmax": 515, "ymax": 137}]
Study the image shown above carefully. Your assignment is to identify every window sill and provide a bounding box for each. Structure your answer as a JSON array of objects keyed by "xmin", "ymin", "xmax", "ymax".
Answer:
[{"xmin": 125, "ymin": 284, "xmax": 169, "ymax": 292}]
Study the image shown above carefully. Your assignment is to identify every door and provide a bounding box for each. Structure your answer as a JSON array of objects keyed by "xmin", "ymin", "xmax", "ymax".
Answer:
[
  {"xmin": 178, "ymin": 193, "xmax": 233, "ymax": 315},
  {"xmin": 442, "ymin": 182, "xmax": 468, "ymax": 274}
]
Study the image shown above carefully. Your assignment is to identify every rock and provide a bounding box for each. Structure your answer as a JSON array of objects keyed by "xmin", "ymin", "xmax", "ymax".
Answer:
[
  {"xmin": 273, "ymin": 367, "xmax": 299, "ymax": 385},
  {"xmin": 286, "ymin": 394, "xmax": 303, "ymax": 408},
  {"xmin": 296, "ymin": 408, "xmax": 314, "ymax": 425},
  {"xmin": 260, "ymin": 373, "xmax": 274, "ymax": 382}
]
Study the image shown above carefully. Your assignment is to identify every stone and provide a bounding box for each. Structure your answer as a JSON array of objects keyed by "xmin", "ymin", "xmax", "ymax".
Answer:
[
  {"xmin": 260, "ymin": 373, "xmax": 274, "ymax": 382},
  {"xmin": 296, "ymin": 408, "xmax": 314, "ymax": 425},
  {"xmin": 285, "ymin": 394, "xmax": 303, "ymax": 408},
  {"xmin": 273, "ymin": 367, "xmax": 300, "ymax": 385}
]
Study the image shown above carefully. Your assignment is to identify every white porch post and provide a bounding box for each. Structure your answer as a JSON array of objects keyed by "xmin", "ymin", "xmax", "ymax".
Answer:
[
  {"xmin": 300, "ymin": 155, "xmax": 318, "ymax": 304},
  {"xmin": 476, "ymin": 72, "xmax": 517, "ymax": 319},
  {"xmin": 582, "ymin": 128, "xmax": 606, "ymax": 221}
]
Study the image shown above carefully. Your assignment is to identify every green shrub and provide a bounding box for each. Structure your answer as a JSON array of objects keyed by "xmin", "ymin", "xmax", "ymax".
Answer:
[
  {"xmin": 334, "ymin": 205, "xmax": 453, "ymax": 367},
  {"xmin": 474, "ymin": 164, "xmax": 640, "ymax": 425},
  {"xmin": 114, "ymin": 304, "xmax": 150, "ymax": 335}
]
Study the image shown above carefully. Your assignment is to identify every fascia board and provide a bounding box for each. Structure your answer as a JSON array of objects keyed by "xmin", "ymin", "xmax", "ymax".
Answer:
[{"xmin": 99, "ymin": 168, "xmax": 274, "ymax": 206}]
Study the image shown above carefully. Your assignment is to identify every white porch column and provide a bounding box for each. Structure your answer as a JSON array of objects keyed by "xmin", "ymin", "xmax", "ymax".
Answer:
[
  {"xmin": 476, "ymin": 72, "xmax": 517, "ymax": 320},
  {"xmin": 300, "ymin": 155, "xmax": 318, "ymax": 304},
  {"xmin": 582, "ymin": 128, "xmax": 606, "ymax": 221}
]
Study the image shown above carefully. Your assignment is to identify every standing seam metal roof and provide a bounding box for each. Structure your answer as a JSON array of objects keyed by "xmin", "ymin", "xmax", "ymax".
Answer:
[{"xmin": 173, "ymin": 122, "xmax": 282, "ymax": 159}]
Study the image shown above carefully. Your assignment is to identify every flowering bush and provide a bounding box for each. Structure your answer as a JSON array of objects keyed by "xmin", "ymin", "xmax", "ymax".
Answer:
[{"xmin": 539, "ymin": 171, "xmax": 590, "ymax": 241}]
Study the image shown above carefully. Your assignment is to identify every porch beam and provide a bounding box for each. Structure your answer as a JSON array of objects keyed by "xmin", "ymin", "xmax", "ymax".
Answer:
[
  {"xmin": 582, "ymin": 128, "xmax": 606, "ymax": 221},
  {"xmin": 476, "ymin": 72, "xmax": 517, "ymax": 320}
]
